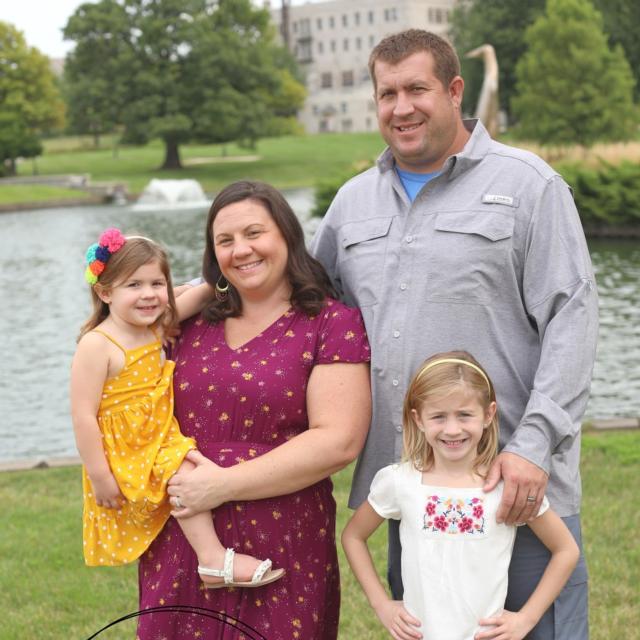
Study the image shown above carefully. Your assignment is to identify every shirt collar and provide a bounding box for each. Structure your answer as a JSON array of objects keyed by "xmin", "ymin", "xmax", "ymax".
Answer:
[{"xmin": 376, "ymin": 119, "xmax": 491, "ymax": 179}]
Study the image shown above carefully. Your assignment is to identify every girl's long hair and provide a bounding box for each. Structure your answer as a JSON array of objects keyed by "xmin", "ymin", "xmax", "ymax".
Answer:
[
  {"xmin": 201, "ymin": 180, "xmax": 335, "ymax": 323},
  {"xmin": 402, "ymin": 350, "xmax": 499, "ymax": 476},
  {"xmin": 78, "ymin": 237, "xmax": 178, "ymax": 341}
]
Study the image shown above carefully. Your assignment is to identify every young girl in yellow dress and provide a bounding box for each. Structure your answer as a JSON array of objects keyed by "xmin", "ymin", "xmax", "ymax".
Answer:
[{"xmin": 71, "ymin": 228, "xmax": 283, "ymax": 588}]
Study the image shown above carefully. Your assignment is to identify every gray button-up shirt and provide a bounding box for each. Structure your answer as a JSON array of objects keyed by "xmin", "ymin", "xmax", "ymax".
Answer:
[{"xmin": 311, "ymin": 120, "xmax": 598, "ymax": 516}]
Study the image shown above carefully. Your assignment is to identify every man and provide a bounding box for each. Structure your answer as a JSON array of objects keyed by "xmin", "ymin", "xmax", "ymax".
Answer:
[{"xmin": 311, "ymin": 29, "xmax": 597, "ymax": 638}]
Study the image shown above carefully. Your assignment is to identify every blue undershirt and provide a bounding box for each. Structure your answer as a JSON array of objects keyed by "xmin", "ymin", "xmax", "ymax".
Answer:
[{"xmin": 396, "ymin": 167, "xmax": 440, "ymax": 202}]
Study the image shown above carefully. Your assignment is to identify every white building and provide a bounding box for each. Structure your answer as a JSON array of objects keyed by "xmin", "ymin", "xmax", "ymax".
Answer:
[{"xmin": 269, "ymin": 0, "xmax": 458, "ymax": 133}]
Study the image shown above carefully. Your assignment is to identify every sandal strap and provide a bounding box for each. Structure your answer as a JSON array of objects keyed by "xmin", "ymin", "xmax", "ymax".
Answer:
[
  {"xmin": 251, "ymin": 558, "xmax": 272, "ymax": 583},
  {"xmin": 198, "ymin": 548, "xmax": 235, "ymax": 583}
]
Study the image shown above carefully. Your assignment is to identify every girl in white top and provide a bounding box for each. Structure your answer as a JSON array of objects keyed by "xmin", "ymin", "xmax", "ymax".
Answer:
[{"xmin": 342, "ymin": 351, "xmax": 579, "ymax": 640}]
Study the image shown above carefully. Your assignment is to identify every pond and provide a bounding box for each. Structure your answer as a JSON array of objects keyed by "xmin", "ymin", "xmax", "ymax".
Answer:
[{"xmin": 0, "ymin": 192, "xmax": 637, "ymax": 462}]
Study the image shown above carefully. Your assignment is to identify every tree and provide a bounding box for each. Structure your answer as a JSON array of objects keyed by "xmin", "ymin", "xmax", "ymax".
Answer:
[
  {"xmin": 449, "ymin": 0, "xmax": 545, "ymax": 118},
  {"xmin": 62, "ymin": 1, "xmax": 133, "ymax": 148},
  {"xmin": 512, "ymin": 0, "xmax": 636, "ymax": 148},
  {"xmin": 592, "ymin": 0, "xmax": 640, "ymax": 101},
  {"xmin": 0, "ymin": 22, "xmax": 64, "ymax": 175},
  {"xmin": 63, "ymin": 0, "xmax": 305, "ymax": 169}
]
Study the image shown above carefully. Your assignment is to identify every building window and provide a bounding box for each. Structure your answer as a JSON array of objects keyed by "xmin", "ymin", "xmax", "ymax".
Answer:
[
  {"xmin": 368, "ymin": 10, "xmax": 374, "ymax": 24},
  {"xmin": 299, "ymin": 18, "xmax": 311, "ymax": 36},
  {"xmin": 329, "ymin": 16, "xmax": 335, "ymax": 28},
  {"xmin": 435, "ymin": 9, "xmax": 443, "ymax": 24},
  {"xmin": 297, "ymin": 40, "xmax": 312, "ymax": 63},
  {"xmin": 356, "ymin": 36, "xmax": 361, "ymax": 50},
  {"xmin": 369, "ymin": 34, "xmax": 375, "ymax": 47},
  {"xmin": 312, "ymin": 105, "xmax": 319, "ymax": 115},
  {"xmin": 342, "ymin": 70, "xmax": 354, "ymax": 87},
  {"xmin": 384, "ymin": 8, "xmax": 397, "ymax": 21},
  {"xmin": 343, "ymin": 38, "xmax": 349, "ymax": 52},
  {"xmin": 331, "ymin": 40, "xmax": 336, "ymax": 52},
  {"xmin": 316, "ymin": 17, "xmax": 323, "ymax": 30},
  {"xmin": 341, "ymin": 119, "xmax": 353, "ymax": 132},
  {"xmin": 321, "ymin": 72, "xmax": 333, "ymax": 88},
  {"xmin": 318, "ymin": 41, "xmax": 324, "ymax": 54},
  {"xmin": 354, "ymin": 11, "xmax": 360, "ymax": 26},
  {"xmin": 366, "ymin": 117, "xmax": 372, "ymax": 130},
  {"xmin": 428, "ymin": 8, "xmax": 433, "ymax": 22},
  {"xmin": 293, "ymin": 21, "xmax": 298, "ymax": 33},
  {"xmin": 342, "ymin": 14, "xmax": 348, "ymax": 27},
  {"xmin": 341, "ymin": 102, "xmax": 348, "ymax": 113}
]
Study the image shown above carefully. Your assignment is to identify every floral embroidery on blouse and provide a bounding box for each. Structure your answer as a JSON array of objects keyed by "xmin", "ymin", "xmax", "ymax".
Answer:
[{"xmin": 423, "ymin": 494, "xmax": 486, "ymax": 535}]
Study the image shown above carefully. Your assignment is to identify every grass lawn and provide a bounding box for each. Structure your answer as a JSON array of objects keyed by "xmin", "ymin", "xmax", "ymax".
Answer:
[
  {"xmin": 1, "ymin": 430, "xmax": 638, "ymax": 639},
  {"xmin": 8, "ymin": 133, "xmax": 385, "ymax": 198},
  {"xmin": 0, "ymin": 184, "xmax": 95, "ymax": 206}
]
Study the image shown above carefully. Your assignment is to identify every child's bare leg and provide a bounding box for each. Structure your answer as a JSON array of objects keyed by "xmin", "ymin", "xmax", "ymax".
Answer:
[{"xmin": 174, "ymin": 457, "xmax": 264, "ymax": 584}]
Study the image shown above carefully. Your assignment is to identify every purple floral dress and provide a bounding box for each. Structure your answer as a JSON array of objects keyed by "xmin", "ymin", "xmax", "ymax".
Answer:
[{"xmin": 137, "ymin": 299, "xmax": 370, "ymax": 640}]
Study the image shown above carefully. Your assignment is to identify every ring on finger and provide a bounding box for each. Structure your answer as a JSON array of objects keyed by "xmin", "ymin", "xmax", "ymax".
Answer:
[
  {"xmin": 526, "ymin": 495, "xmax": 536, "ymax": 503},
  {"xmin": 175, "ymin": 496, "xmax": 183, "ymax": 509}
]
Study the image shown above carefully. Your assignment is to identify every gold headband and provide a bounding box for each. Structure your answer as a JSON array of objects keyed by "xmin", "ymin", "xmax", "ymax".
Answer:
[{"xmin": 417, "ymin": 358, "xmax": 492, "ymax": 394}]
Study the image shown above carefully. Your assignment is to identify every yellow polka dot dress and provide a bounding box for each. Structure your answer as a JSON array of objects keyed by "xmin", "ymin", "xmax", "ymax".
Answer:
[{"xmin": 82, "ymin": 332, "xmax": 195, "ymax": 566}]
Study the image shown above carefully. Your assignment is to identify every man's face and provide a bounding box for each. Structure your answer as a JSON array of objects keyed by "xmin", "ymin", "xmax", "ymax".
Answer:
[{"xmin": 373, "ymin": 51, "xmax": 465, "ymax": 173}]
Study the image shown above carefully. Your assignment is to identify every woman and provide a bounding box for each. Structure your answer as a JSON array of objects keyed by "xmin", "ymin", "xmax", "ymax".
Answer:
[{"xmin": 137, "ymin": 181, "xmax": 371, "ymax": 639}]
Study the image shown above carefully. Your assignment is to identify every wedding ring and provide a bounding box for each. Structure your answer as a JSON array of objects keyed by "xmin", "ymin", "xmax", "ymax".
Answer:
[
  {"xmin": 175, "ymin": 496, "xmax": 183, "ymax": 509},
  {"xmin": 526, "ymin": 496, "xmax": 536, "ymax": 503}
]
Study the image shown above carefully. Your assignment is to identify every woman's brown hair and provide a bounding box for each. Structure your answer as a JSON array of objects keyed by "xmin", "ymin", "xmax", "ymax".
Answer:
[
  {"xmin": 201, "ymin": 180, "xmax": 336, "ymax": 323},
  {"xmin": 78, "ymin": 237, "xmax": 179, "ymax": 341}
]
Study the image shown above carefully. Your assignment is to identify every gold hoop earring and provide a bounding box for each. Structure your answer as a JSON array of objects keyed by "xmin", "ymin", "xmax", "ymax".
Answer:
[{"xmin": 215, "ymin": 275, "xmax": 229, "ymax": 301}]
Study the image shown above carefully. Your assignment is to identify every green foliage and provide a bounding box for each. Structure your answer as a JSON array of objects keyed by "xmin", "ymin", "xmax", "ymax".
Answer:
[
  {"xmin": 0, "ymin": 22, "xmax": 64, "ymax": 174},
  {"xmin": 63, "ymin": 0, "xmax": 306, "ymax": 170},
  {"xmin": 592, "ymin": 0, "xmax": 640, "ymax": 101},
  {"xmin": 512, "ymin": 0, "xmax": 637, "ymax": 148},
  {"xmin": 312, "ymin": 159, "xmax": 374, "ymax": 218},
  {"xmin": 449, "ymin": 0, "xmax": 545, "ymax": 118},
  {"xmin": 560, "ymin": 161, "xmax": 640, "ymax": 228}
]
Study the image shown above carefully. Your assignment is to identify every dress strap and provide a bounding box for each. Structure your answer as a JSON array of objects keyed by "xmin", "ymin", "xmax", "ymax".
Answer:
[{"xmin": 91, "ymin": 329, "xmax": 128, "ymax": 354}]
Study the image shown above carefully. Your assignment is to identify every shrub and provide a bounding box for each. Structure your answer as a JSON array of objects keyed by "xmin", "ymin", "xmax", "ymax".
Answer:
[
  {"xmin": 311, "ymin": 159, "xmax": 374, "ymax": 218},
  {"xmin": 560, "ymin": 161, "xmax": 640, "ymax": 229}
]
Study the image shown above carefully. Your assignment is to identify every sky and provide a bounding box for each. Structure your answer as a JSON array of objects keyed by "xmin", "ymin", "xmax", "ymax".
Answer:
[{"xmin": 3, "ymin": 0, "xmax": 318, "ymax": 59}]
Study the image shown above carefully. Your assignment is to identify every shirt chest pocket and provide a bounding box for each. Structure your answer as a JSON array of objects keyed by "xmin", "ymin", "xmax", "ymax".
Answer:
[
  {"xmin": 426, "ymin": 211, "xmax": 515, "ymax": 304},
  {"xmin": 338, "ymin": 217, "xmax": 393, "ymax": 307}
]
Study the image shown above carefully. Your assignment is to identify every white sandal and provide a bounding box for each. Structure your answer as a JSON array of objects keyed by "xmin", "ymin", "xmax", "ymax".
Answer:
[{"xmin": 198, "ymin": 548, "xmax": 285, "ymax": 589}]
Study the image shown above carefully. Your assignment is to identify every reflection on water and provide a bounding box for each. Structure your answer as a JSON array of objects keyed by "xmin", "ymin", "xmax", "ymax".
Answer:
[
  {"xmin": 588, "ymin": 240, "xmax": 640, "ymax": 420},
  {"xmin": 0, "ymin": 195, "xmax": 637, "ymax": 462}
]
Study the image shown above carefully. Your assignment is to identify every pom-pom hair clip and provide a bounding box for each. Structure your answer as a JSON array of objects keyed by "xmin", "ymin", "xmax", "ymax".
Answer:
[{"xmin": 84, "ymin": 228, "xmax": 127, "ymax": 284}]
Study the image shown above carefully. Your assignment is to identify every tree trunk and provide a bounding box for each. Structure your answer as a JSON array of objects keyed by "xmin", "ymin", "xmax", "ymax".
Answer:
[{"xmin": 161, "ymin": 138, "xmax": 182, "ymax": 170}]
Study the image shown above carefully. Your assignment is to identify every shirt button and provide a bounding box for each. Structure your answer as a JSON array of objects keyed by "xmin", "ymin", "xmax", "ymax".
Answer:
[
  {"xmin": 405, "ymin": 235, "xmax": 414, "ymax": 243},
  {"xmin": 393, "ymin": 330, "xmax": 400, "ymax": 338},
  {"xmin": 400, "ymin": 283, "xmax": 407, "ymax": 290},
  {"xmin": 392, "ymin": 379, "xmax": 399, "ymax": 386},
  {"xmin": 395, "ymin": 425, "xmax": 403, "ymax": 433}
]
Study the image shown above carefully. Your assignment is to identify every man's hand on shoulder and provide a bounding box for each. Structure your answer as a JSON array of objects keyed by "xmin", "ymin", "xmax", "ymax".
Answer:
[{"xmin": 483, "ymin": 452, "xmax": 548, "ymax": 525}]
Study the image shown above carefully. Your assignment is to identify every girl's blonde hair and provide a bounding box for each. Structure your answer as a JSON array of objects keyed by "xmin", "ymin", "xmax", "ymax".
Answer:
[
  {"xmin": 78, "ymin": 237, "xmax": 178, "ymax": 341},
  {"xmin": 402, "ymin": 350, "xmax": 499, "ymax": 475}
]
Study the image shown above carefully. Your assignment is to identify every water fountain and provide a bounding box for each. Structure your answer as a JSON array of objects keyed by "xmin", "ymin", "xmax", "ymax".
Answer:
[{"xmin": 134, "ymin": 179, "xmax": 210, "ymax": 210}]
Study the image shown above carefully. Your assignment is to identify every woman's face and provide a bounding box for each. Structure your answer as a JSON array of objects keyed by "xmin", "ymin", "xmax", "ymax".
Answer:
[{"xmin": 211, "ymin": 199, "xmax": 290, "ymax": 302}]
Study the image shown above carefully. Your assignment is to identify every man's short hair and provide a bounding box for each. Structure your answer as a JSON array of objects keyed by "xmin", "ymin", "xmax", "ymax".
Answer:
[{"xmin": 368, "ymin": 29, "xmax": 461, "ymax": 90}]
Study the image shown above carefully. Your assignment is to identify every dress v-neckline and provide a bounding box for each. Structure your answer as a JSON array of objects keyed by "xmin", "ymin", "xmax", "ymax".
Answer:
[{"xmin": 222, "ymin": 307, "xmax": 293, "ymax": 351}]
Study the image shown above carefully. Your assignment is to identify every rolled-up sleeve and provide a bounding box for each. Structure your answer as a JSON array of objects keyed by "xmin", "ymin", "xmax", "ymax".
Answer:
[{"xmin": 503, "ymin": 177, "xmax": 599, "ymax": 473}]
